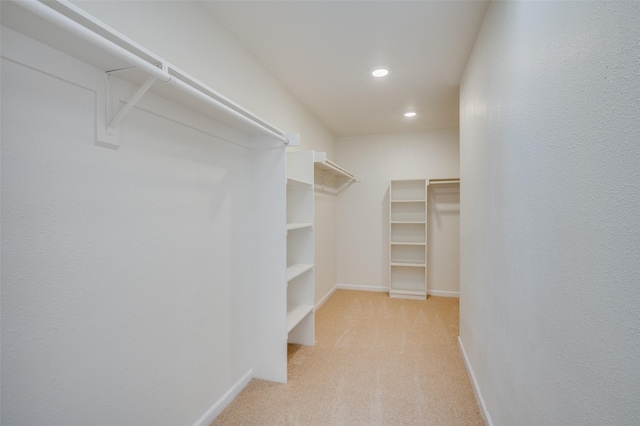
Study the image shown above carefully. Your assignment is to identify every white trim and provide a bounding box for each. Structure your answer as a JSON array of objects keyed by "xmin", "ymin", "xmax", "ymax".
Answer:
[
  {"xmin": 191, "ymin": 368, "xmax": 253, "ymax": 426},
  {"xmin": 315, "ymin": 285, "xmax": 337, "ymax": 311},
  {"xmin": 427, "ymin": 290, "xmax": 460, "ymax": 298},
  {"xmin": 458, "ymin": 337, "xmax": 494, "ymax": 426},
  {"xmin": 335, "ymin": 283, "xmax": 459, "ymax": 298},
  {"xmin": 337, "ymin": 283, "xmax": 389, "ymax": 293}
]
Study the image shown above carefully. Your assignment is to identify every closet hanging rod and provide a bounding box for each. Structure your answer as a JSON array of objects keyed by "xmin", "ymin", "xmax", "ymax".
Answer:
[
  {"xmin": 12, "ymin": 0, "xmax": 289, "ymax": 145},
  {"xmin": 15, "ymin": 0, "xmax": 171, "ymax": 82},
  {"xmin": 167, "ymin": 74, "xmax": 289, "ymax": 144}
]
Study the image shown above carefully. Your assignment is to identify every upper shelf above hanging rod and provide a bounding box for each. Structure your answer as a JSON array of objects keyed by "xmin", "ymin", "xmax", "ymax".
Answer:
[
  {"xmin": 313, "ymin": 152, "xmax": 357, "ymax": 195},
  {"xmin": 2, "ymin": 0, "xmax": 293, "ymax": 149},
  {"xmin": 429, "ymin": 178, "xmax": 460, "ymax": 185}
]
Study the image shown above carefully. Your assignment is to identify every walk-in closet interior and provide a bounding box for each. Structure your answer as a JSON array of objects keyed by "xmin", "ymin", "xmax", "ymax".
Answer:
[{"xmin": 3, "ymin": 1, "xmax": 640, "ymax": 425}]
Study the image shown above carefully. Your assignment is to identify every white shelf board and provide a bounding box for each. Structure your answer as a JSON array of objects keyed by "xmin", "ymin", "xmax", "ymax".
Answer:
[
  {"xmin": 286, "ymin": 263, "xmax": 313, "ymax": 282},
  {"xmin": 391, "ymin": 221, "xmax": 426, "ymax": 224},
  {"xmin": 286, "ymin": 304, "xmax": 314, "ymax": 333},
  {"xmin": 391, "ymin": 262, "xmax": 426, "ymax": 268},
  {"xmin": 313, "ymin": 152, "xmax": 355, "ymax": 181},
  {"xmin": 286, "ymin": 223, "xmax": 313, "ymax": 231},
  {"xmin": 429, "ymin": 178, "xmax": 460, "ymax": 184},
  {"xmin": 390, "ymin": 240, "xmax": 426, "ymax": 245},
  {"xmin": 391, "ymin": 199, "xmax": 426, "ymax": 203},
  {"xmin": 313, "ymin": 151, "xmax": 356, "ymax": 195},
  {"xmin": 287, "ymin": 177, "xmax": 313, "ymax": 188}
]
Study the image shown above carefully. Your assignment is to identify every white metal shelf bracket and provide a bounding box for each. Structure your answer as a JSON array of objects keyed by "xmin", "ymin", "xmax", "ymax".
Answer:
[
  {"xmin": 96, "ymin": 70, "xmax": 160, "ymax": 149},
  {"xmin": 106, "ymin": 74, "xmax": 157, "ymax": 135}
]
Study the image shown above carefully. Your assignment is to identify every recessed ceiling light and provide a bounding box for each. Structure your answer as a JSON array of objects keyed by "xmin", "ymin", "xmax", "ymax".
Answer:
[
  {"xmin": 404, "ymin": 112, "xmax": 417, "ymax": 118},
  {"xmin": 372, "ymin": 68, "xmax": 389, "ymax": 77}
]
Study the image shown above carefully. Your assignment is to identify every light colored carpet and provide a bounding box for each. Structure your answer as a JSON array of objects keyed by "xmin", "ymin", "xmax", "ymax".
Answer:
[{"xmin": 211, "ymin": 289, "xmax": 484, "ymax": 425}]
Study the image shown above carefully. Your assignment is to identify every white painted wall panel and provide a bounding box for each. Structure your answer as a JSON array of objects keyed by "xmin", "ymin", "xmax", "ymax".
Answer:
[
  {"xmin": 1, "ymin": 54, "xmax": 253, "ymax": 425},
  {"xmin": 314, "ymin": 191, "xmax": 337, "ymax": 303},
  {"xmin": 428, "ymin": 184, "xmax": 460, "ymax": 296},
  {"xmin": 460, "ymin": 1, "xmax": 640, "ymax": 424}
]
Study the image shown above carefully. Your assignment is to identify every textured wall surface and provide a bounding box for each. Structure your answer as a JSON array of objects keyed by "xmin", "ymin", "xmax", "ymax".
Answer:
[
  {"xmin": 428, "ymin": 184, "xmax": 460, "ymax": 295},
  {"xmin": 1, "ymin": 51, "xmax": 255, "ymax": 425},
  {"xmin": 460, "ymin": 1, "xmax": 640, "ymax": 424}
]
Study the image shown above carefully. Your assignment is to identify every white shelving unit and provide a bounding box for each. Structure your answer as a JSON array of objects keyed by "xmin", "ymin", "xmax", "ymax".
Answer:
[
  {"xmin": 286, "ymin": 151, "xmax": 315, "ymax": 346},
  {"xmin": 389, "ymin": 179, "xmax": 427, "ymax": 300},
  {"xmin": 313, "ymin": 151, "xmax": 356, "ymax": 194}
]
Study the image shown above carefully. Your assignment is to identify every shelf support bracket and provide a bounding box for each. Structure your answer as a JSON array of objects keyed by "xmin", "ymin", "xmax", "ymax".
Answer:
[
  {"xmin": 96, "ymin": 73, "xmax": 158, "ymax": 149},
  {"xmin": 106, "ymin": 74, "xmax": 157, "ymax": 135}
]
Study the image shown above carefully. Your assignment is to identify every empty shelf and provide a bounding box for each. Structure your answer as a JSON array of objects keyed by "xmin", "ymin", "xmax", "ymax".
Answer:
[
  {"xmin": 429, "ymin": 178, "xmax": 460, "ymax": 185},
  {"xmin": 313, "ymin": 151, "xmax": 356, "ymax": 194},
  {"xmin": 286, "ymin": 304, "xmax": 314, "ymax": 333},
  {"xmin": 391, "ymin": 262, "xmax": 426, "ymax": 267},
  {"xmin": 287, "ymin": 177, "xmax": 313, "ymax": 188},
  {"xmin": 286, "ymin": 223, "xmax": 313, "ymax": 231},
  {"xmin": 286, "ymin": 264, "xmax": 313, "ymax": 282}
]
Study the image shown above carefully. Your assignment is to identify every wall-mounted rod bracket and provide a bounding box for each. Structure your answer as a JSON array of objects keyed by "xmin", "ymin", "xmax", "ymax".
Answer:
[
  {"xmin": 97, "ymin": 68, "xmax": 164, "ymax": 149},
  {"xmin": 105, "ymin": 74, "xmax": 157, "ymax": 135}
]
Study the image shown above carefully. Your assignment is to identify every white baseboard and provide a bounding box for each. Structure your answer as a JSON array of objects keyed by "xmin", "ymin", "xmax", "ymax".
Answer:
[
  {"xmin": 458, "ymin": 337, "xmax": 494, "ymax": 426},
  {"xmin": 428, "ymin": 290, "xmax": 460, "ymax": 298},
  {"xmin": 336, "ymin": 284, "xmax": 460, "ymax": 298},
  {"xmin": 337, "ymin": 283, "xmax": 389, "ymax": 292},
  {"xmin": 315, "ymin": 285, "xmax": 337, "ymax": 311},
  {"xmin": 191, "ymin": 368, "xmax": 253, "ymax": 426}
]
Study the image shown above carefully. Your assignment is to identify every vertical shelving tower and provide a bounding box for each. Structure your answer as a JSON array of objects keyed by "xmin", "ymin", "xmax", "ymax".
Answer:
[
  {"xmin": 389, "ymin": 179, "xmax": 427, "ymax": 299},
  {"xmin": 286, "ymin": 151, "xmax": 315, "ymax": 345}
]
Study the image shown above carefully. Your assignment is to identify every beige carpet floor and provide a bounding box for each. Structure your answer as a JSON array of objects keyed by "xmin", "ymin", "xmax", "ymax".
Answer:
[{"xmin": 211, "ymin": 290, "xmax": 484, "ymax": 425}]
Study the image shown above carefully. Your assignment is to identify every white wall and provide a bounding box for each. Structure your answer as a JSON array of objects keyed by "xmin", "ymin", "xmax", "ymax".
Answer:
[
  {"xmin": 336, "ymin": 129, "xmax": 459, "ymax": 293},
  {"xmin": 428, "ymin": 183, "xmax": 460, "ymax": 296},
  {"xmin": 460, "ymin": 1, "xmax": 640, "ymax": 425},
  {"xmin": 1, "ymin": 36, "xmax": 261, "ymax": 424},
  {"xmin": 71, "ymin": 0, "xmax": 338, "ymax": 311},
  {"xmin": 314, "ymin": 190, "xmax": 337, "ymax": 305}
]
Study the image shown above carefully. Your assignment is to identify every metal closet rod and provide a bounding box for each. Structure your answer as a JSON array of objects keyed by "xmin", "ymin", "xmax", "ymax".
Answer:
[{"xmin": 15, "ymin": 0, "xmax": 289, "ymax": 145}]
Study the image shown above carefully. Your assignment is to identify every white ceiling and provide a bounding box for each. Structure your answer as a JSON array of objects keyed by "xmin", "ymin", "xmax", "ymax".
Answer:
[{"xmin": 200, "ymin": 1, "xmax": 489, "ymax": 137}]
